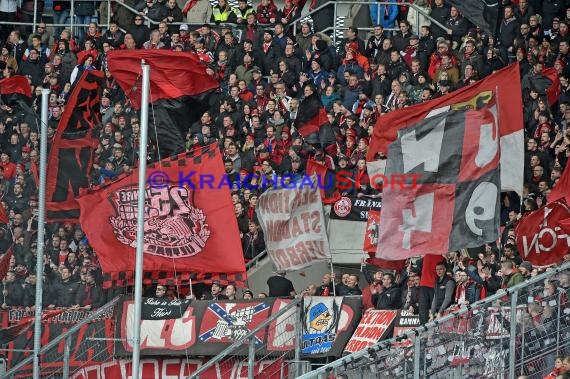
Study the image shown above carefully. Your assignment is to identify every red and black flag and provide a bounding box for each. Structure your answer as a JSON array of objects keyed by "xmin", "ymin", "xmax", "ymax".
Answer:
[
  {"xmin": 77, "ymin": 144, "xmax": 247, "ymax": 289},
  {"xmin": 377, "ymin": 106, "xmax": 502, "ymax": 260},
  {"xmin": 305, "ymin": 159, "xmax": 341, "ymax": 204},
  {"xmin": 45, "ymin": 70, "xmax": 103, "ymax": 222},
  {"xmin": 295, "ymin": 92, "xmax": 335, "ymax": 147},
  {"xmin": 0, "ymin": 75, "xmax": 32, "ymax": 107},
  {"xmin": 0, "ymin": 309, "xmax": 66, "ymax": 345},
  {"xmin": 107, "ymin": 50, "xmax": 219, "ymax": 157}
]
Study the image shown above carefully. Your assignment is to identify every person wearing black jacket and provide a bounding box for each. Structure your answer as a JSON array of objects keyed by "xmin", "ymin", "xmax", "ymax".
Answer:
[
  {"xmin": 374, "ymin": 272, "xmax": 401, "ymax": 310},
  {"xmin": 23, "ymin": 273, "xmax": 52, "ymax": 310},
  {"xmin": 430, "ymin": 262, "xmax": 455, "ymax": 320},
  {"xmin": 2, "ymin": 271, "xmax": 24, "ymax": 308},
  {"xmin": 74, "ymin": 271, "xmax": 104, "ymax": 309},
  {"xmin": 49, "ymin": 267, "xmax": 80, "ymax": 308},
  {"xmin": 242, "ymin": 221, "xmax": 265, "ymax": 260}
]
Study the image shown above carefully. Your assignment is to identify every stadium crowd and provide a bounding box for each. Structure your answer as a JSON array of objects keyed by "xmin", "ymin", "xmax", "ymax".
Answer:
[{"xmin": 1, "ymin": 0, "xmax": 570, "ymax": 373}]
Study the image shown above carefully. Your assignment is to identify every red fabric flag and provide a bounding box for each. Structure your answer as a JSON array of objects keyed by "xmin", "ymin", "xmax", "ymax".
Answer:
[
  {"xmin": 367, "ymin": 64, "xmax": 523, "ymax": 195},
  {"xmin": 0, "ymin": 202, "xmax": 9, "ymax": 224},
  {"xmin": 548, "ymin": 162, "xmax": 570, "ymax": 204},
  {"xmin": 77, "ymin": 144, "xmax": 247, "ymax": 289},
  {"xmin": 106, "ymin": 49, "xmax": 219, "ymax": 110},
  {"xmin": 544, "ymin": 67, "xmax": 561, "ymax": 106},
  {"xmin": 305, "ymin": 159, "xmax": 340, "ymax": 204},
  {"xmin": 107, "ymin": 50, "xmax": 220, "ymax": 156},
  {"xmin": 45, "ymin": 70, "xmax": 103, "ymax": 222},
  {"xmin": 516, "ymin": 200, "xmax": 570, "ymax": 266},
  {"xmin": 0, "ymin": 247, "xmax": 13, "ymax": 280},
  {"xmin": 0, "ymin": 75, "xmax": 32, "ymax": 98}
]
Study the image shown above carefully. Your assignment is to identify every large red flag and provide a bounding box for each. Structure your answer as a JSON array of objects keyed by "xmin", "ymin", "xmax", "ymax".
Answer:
[
  {"xmin": 367, "ymin": 64, "xmax": 523, "ymax": 195},
  {"xmin": 106, "ymin": 49, "xmax": 219, "ymax": 110},
  {"xmin": 305, "ymin": 159, "xmax": 340, "ymax": 204},
  {"xmin": 0, "ymin": 75, "xmax": 32, "ymax": 98},
  {"xmin": 45, "ymin": 70, "xmax": 103, "ymax": 222},
  {"xmin": 77, "ymin": 144, "xmax": 247, "ymax": 288},
  {"xmin": 107, "ymin": 50, "xmax": 219, "ymax": 157},
  {"xmin": 516, "ymin": 200, "xmax": 570, "ymax": 266},
  {"xmin": 548, "ymin": 162, "xmax": 570, "ymax": 204}
]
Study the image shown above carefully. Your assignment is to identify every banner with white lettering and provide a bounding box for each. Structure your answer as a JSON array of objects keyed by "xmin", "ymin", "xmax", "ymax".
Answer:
[
  {"xmin": 377, "ymin": 106, "xmax": 502, "ymax": 260},
  {"xmin": 256, "ymin": 176, "xmax": 331, "ymax": 271},
  {"xmin": 344, "ymin": 309, "xmax": 397, "ymax": 353},
  {"xmin": 392, "ymin": 310, "xmax": 420, "ymax": 346},
  {"xmin": 141, "ymin": 298, "xmax": 191, "ymax": 320},
  {"xmin": 330, "ymin": 196, "xmax": 382, "ymax": 221},
  {"xmin": 300, "ymin": 296, "xmax": 362, "ymax": 358},
  {"xmin": 71, "ymin": 358, "xmax": 289, "ymax": 379},
  {"xmin": 116, "ymin": 297, "xmax": 286, "ymax": 357},
  {"xmin": 515, "ymin": 200, "xmax": 570, "ymax": 266}
]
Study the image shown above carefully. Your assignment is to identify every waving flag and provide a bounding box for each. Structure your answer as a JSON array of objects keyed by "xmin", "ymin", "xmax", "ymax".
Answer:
[
  {"xmin": 377, "ymin": 105, "xmax": 501, "ymax": 260},
  {"xmin": 77, "ymin": 144, "xmax": 246, "ymax": 288},
  {"xmin": 107, "ymin": 50, "xmax": 219, "ymax": 157},
  {"xmin": 368, "ymin": 64, "xmax": 523, "ymax": 195},
  {"xmin": 45, "ymin": 70, "xmax": 103, "ymax": 221}
]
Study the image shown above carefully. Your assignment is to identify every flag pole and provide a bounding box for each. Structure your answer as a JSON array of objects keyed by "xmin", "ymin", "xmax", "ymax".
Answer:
[
  {"xmin": 131, "ymin": 61, "xmax": 150, "ymax": 379},
  {"xmin": 33, "ymin": 88, "xmax": 50, "ymax": 379},
  {"xmin": 330, "ymin": 259, "xmax": 336, "ymax": 297}
]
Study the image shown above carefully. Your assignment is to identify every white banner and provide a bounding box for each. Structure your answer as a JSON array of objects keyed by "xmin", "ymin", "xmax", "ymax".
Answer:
[{"xmin": 256, "ymin": 176, "xmax": 331, "ymax": 271}]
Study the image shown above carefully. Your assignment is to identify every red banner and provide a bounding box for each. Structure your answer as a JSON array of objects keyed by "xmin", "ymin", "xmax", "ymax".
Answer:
[
  {"xmin": 516, "ymin": 200, "xmax": 570, "ymax": 266},
  {"xmin": 46, "ymin": 70, "xmax": 103, "ymax": 221},
  {"xmin": 344, "ymin": 309, "xmax": 397, "ymax": 353},
  {"xmin": 71, "ymin": 358, "xmax": 289, "ymax": 379},
  {"xmin": 78, "ymin": 145, "xmax": 246, "ymax": 288},
  {"xmin": 363, "ymin": 210, "xmax": 380, "ymax": 252},
  {"xmin": 1, "ymin": 308, "xmax": 114, "ymax": 378}
]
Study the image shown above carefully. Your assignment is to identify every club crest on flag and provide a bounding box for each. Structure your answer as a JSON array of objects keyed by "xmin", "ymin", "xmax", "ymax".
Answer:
[
  {"xmin": 198, "ymin": 302, "xmax": 271, "ymax": 344},
  {"xmin": 109, "ymin": 184, "xmax": 211, "ymax": 258},
  {"xmin": 333, "ymin": 197, "xmax": 352, "ymax": 218}
]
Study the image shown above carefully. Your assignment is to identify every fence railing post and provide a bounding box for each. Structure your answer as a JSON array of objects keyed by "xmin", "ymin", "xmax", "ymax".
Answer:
[
  {"xmin": 62, "ymin": 336, "xmax": 72, "ymax": 379},
  {"xmin": 413, "ymin": 332, "xmax": 420, "ymax": 379},
  {"xmin": 509, "ymin": 288, "xmax": 519, "ymax": 379},
  {"xmin": 248, "ymin": 335, "xmax": 255, "ymax": 379},
  {"xmin": 519, "ymin": 312, "xmax": 525, "ymax": 377},
  {"xmin": 556, "ymin": 291, "xmax": 562, "ymax": 354},
  {"xmin": 294, "ymin": 301, "xmax": 302, "ymax": 377}
]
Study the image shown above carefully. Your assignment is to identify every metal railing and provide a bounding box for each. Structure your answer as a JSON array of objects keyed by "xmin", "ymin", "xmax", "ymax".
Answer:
[
  {"xmin": 0, "ymin": 0, "xmax": 446, "ymax": 46},
  {"xmin": 245, "ymin": 249, "xmax": 268, "ymax": 270},
  {"xmin": 3, "ymin": 296, "xmax": 121, "ymax": 379},
  {"xmin": 298, "ymin": 262, "xmax": 570, "ymax": 379},
  {"xmin": 289, "ymin": 1, "xmax": 447, "ymax": 46},
  {"xmin": 189, "ymin": 297, "xmax": 304, "ymax": 379}
]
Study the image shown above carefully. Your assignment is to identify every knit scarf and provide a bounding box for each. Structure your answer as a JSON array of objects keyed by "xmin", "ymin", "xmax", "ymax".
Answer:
[{"xmin": 182, "ymin": 0, "xmax": 199, "ymax": 14}]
